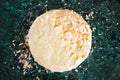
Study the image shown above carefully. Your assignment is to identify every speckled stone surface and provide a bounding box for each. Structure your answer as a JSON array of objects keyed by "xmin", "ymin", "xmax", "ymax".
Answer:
[{"xmin": 0, "ymin": 0, "xmax": 120, "ymax": 80}]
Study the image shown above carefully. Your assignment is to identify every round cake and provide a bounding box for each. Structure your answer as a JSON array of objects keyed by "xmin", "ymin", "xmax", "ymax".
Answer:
[{"xmin": 27, "ymin": 9, "xmax": 92, "ymax": 72}]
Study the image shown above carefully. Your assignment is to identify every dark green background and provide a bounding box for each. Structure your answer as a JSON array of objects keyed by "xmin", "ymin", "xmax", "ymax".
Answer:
[{"xmin": 0, "ymin": 0, "xmax": 120, "ymax": 80}]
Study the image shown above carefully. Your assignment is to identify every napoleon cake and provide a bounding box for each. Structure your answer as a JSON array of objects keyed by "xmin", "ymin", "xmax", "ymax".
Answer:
[{"xmin": 27, "ymin": 9, "xmax": 92, "ymax": 72}]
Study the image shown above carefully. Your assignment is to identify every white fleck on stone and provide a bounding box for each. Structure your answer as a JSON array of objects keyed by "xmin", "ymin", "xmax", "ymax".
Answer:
[
  {"xmin": 12, "ymin": 40, "xmax": 15, "ymax": 43},
  {"xmin": 84, "ymin": 68, "xmax": 88, "ymax": 70},
  {"xmin": 79, "ymin": 66, "xmax": 81, "ymax": 68},
  {"xmin": 19, "ymin": 43, "xmax": 23, "ymax": 46},
  {"xmin": 94, "ymin": 77, "xmax": 97, "ymax": 80},
  {"xmin": 38, "ymin": 70, "xmax": 41, "ymax": 72},
  {"xmin": 12, "ymin": 43, "xmax": 15, "ymax": 46},
  {"xmin": 4, "ymin": 62, "xmax": 7, "ymax": 64},
  {"xmin": 99, "ymin": 47, "xmax": 103, "ymax": 50},
  {"xmin": 23, "ymin": 71, "xmax": 27, "ymax": 75},
  {"xmin": 101, "ymin": 56, "xmax": 104, "ymax": 59},
  {"xmin": 95, "ymin": 11, "xmax": 98, "ymax": 14},
  {"xmin": 62, "ymin": 0, "xmax": 65, "ymax": 2},
  {"xmin": 45, "ymin": 0, "xmax": 48, "ymax": 3},
  {"xmin": 92, "ymin": 27, "xmax": 96, "ymax": 32},
  {"xmin": 78, "ymin": 2, "xmax": 81, "ymax": 4},
  {"xmin": 115, "ymin": 47, "xmax": 118, "ymax": 49},
  {"xmin": 15, "ymin": 54, "xmax": 17, "ymax": 56},
  {"xmin": 46, "ymin": 69, "xmax": 49, "ymax": 73},
  {"xmin": 15, "ymin": 50, "xmax": 21, "ymax": 53},
  {"xmin": 36, "ymin": 77, "xmax": 40, "ymax": 80},
  {"xmin": 89, "ymin": 11, "xmax": 94, "ymax": 17},
  {"xmin": 75, "ymin": 69, "xmax": 78, "ymax": 72},
  {"xmin": 85, "ymin": 15, "xmax": 89, "ymax": 20},
  {"xmin": 106, "ymin": 19, "xmax": 109, "ymax": 21},
  {"xmin": 17, "ymin": 66, "xmax": 20, "ymax": 69},
  {"xmin": 44, "ymin": 4, "xmax": 48, "ymax": 7},
  {"xmin": 9, "ymin": 46, "xmax": 11, "ymax": 48},
  {"xmin": 38, "ymin": 4, "xmax": 41, "ymax": 6},
  {"xmin": 64, "ymin": 3, "xmax": 67, "ymax": 6},
  {"xmin": 65, "ymin": 75, "xmax": 68, "ymax": 78},
  {"xmin": 117, "ymin": 23, "xmax": 119, "ymax": 25},
  {"xmin": 12, "ymin": 66, "xmax": 15, "ymax": 70},
  {"xmin": 91, "ymin": 16, "xmax": 94, "ymax": 19},
  {"xmin": 98, "ymin": 33, "xmax": 102, "ymax": 36}
]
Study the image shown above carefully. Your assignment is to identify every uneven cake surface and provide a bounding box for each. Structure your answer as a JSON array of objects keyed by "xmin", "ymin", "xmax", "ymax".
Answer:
[{"xmin": 28, "ymin": 9, "xmax": 92, "ymax": 72}]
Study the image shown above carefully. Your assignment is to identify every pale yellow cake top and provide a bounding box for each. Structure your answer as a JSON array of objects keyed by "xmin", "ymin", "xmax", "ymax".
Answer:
[{"xmin": 27, "ymin": 9, "xmax": 92, "ymax": 72}]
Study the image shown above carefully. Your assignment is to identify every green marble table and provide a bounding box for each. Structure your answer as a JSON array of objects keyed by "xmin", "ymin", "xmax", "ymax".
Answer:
[{"xmin": 0, "ymin": 0, "xmax": 120, "ymax": 80}]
